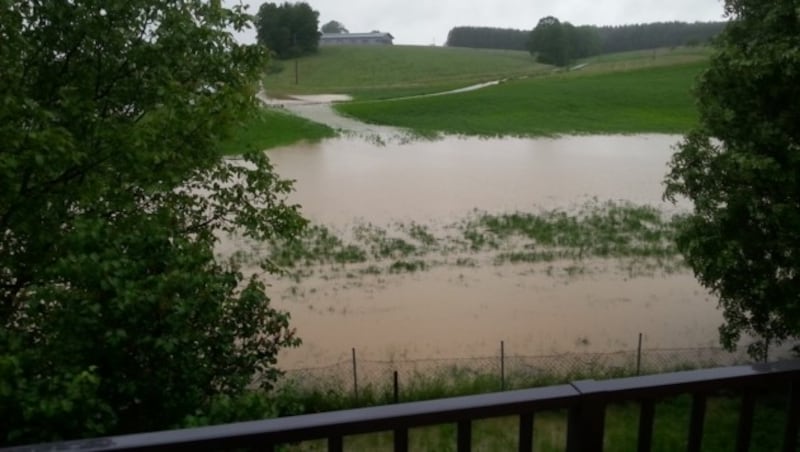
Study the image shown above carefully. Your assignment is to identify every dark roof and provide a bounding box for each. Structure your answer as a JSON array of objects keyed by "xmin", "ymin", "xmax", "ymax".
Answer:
[{"xmin": 321, "ymin": 32, "xmax": 394, "ymax": 40}]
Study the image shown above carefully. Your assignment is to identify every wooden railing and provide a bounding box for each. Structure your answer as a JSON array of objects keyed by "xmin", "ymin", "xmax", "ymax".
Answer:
[{"xmin": 5, "ymin": 360, "xmax": 799, "ymax": 452}]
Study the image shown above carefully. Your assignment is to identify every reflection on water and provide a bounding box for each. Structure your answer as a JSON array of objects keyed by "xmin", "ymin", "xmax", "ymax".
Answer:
[{"xmin": 240, "ymin": 134, "xmax": 720, "ymax": 368}]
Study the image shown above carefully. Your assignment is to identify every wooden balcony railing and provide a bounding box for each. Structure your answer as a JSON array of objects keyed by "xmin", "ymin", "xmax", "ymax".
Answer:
[{"xmin": 5, "ymin": 359, "xmax": 799, "ymax": 452}]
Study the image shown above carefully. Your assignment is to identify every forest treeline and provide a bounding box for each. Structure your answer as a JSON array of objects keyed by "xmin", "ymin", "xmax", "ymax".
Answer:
[
  {"xmin": 446, "ymin": 21, "xmax": 726, "ymax": 55},
  {"xmin": 445, "ymin": 26, "xmax": 530, "ymax": 51}
]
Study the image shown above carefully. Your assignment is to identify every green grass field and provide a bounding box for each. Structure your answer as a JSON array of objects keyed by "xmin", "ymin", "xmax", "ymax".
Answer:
[
  {"xmin": 335, "ymin": 61, "xmax": 706, "ymax": 137},
  {"xmin": 263, "ymin": 45, "xmax": 551, "ymax": 100},
  {"xmin": 236, "ymin": 46, "xmax": 710, "ymax": 150},
  {"xmin": 217, "ymin": 107, "xmax": 336, "ymax": 155}
]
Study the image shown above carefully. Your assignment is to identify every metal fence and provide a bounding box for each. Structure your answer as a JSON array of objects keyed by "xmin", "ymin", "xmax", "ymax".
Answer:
[{"xmin": 276, "ymin": 343, "xmax": 759, "ymax": 403}]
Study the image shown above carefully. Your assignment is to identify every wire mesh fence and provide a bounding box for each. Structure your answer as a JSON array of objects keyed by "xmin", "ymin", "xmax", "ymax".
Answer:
[{"xmin": 276, "ymin": 344, "xmax": 759, "ymax": 403}]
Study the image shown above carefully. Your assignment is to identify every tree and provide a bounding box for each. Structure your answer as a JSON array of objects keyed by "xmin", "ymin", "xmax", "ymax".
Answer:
[
  {"xmin": 321, "ymin": 20, "xmax": 348, "ymax": 34},
  {"xmin": 0, "ymin": 0, "xmax": 305, "ymax": 444},
  {"xmin": 569, "ymin": 25, "xmax": 601, "ymax": 59},
  {"xmin": 445, "ymin": 26, "xmax": 530, "ymax": 51},
  {"xmin": 255, "ymin": 2, "xmax": 321, "ymax": 59},
  {"xmin": 527, "ymin": 17, "xmax": 602, "ymax": 67},
  {"xmin": 596, "ymin": 22, "xmax": 726, "ymax": 54},
  {"xmin": 664, "ymin": 0, "xmax": 800, "ymax": 360},
  {"xmin": 528, "ymin": 16, "xmax": 570, "ymax": 66}
]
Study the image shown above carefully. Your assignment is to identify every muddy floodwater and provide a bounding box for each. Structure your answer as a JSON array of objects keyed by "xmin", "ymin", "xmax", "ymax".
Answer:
[
  {"xmin": 266, "ymin": 134, "xmax": 689, "ymax": 225},
  {"xmin": 235, "ymin": 134, "xmax": 725, "ymax": 369}
]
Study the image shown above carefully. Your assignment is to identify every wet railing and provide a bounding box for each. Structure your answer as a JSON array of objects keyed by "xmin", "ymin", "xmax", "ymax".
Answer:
[{"xmin": 6, "ymin": 360, "xmax": 799, "ymax": 452}]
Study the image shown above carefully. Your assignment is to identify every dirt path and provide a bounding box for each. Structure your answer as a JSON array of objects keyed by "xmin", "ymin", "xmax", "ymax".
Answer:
[
  {"xmin": 257, "ymin": 91, "xmax": 414, "ymax": 143},
  {"xmin": 256, "ymin": 79, "xmax": 507, "ymax": 143}
]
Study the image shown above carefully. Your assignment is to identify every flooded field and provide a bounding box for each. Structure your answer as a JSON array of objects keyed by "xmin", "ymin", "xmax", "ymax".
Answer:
[
  {"xmin": 273, "ymin": 264, "xmax": 717, "ymax": 367},
  {"xmin": 226, "ymin": 134, "xmax": 724, "ymax": 369},
  {"xmin": 266, "ymin": 134, "xmax": 689, "ymax": 225}
]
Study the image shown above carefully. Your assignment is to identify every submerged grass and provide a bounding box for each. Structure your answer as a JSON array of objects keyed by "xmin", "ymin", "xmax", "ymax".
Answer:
[
  {"xmin": 473, "ymin": 202, "xmax": 678, "ymax": 261},
  {"xmin": 217, "ymin": 107, "xmax": 336, "ymax": 155},
  {"xmin": 261, "ymin": 200, "xmax": 682, "ymax": 280},
  {"xmin": 337, "ymin": 61, "xmax": 706, "ymax": 137},
  {"xmin": 256, "ymin": 201, "xmax": 682, "ymax": 282},
  {"xmin": 268, "ymin": 225, "xmax": 368, "ymax": 269}
]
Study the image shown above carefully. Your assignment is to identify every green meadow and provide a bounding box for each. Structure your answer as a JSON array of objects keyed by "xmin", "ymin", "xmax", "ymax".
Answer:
[
  {"xmin": 217, "ymin": 107, "xmax": 336, "ymax": 155},
  {"xmin": 336, "ymin": 61, "xmax": 706, "ymax": 137},
  {"xmin": 263, "ymin": 45, "xmax": 551, "ymax": 100},
  {"xmin": 578, "ymin": 46, "xmax": 711, "ymax": 71},
  {"xmin": 248, "ymin": 45, "xmax": 711, "ymax": 144}
]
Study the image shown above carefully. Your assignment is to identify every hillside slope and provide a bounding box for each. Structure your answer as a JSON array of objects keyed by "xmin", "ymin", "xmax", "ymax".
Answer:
[
  {"xmin": 336, "ymin": 60, "xmax": 707, "ymax": 137},
  {"xmin": 264, "ymin": 45, "xmax": 550, "ymax": 100}
]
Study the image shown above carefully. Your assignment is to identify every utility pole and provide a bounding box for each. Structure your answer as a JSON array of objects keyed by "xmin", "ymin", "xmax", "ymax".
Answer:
[{"xmin": 293, "ymin": 33, "xmax": 299, "ymax": 85}]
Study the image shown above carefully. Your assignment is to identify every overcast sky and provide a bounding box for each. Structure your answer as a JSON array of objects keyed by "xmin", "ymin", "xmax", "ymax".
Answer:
[{"xmin": 230, "ymin": 0, "xmax": 726, "ymax": 46}]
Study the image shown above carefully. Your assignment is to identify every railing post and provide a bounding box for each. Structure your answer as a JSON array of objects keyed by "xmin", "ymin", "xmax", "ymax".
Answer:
[
  {"xmin": 518, "ymin": 413, "xmax": 534, "ymax": 452},
  {"xmin": 567, "ymin": 392, "xmax": 606, "ymax": 452},
  {"xmin": 687, "ymin": 393, "xmax": 707, "ymax": 452},
  {"xmin": 458, "ymin": 420, "xmax": 472, "ymax": 452},
  {"xmin": 783, "ymin": 379, "xmax": 800, "ymax": 452},
  {"xmin": 328, "ymin": 435, "xmax": 343, "ymax": 452},
  {"xmin": 394, "ymin": 427, "xmax": 409, "ymax": 452},
  {"xmin": 637, "ymin": 399, "xmax": 655, "ymax": 452},
  {"xmin": 735, "ymin": 390, "xmax": 755, "ymax": 452}
]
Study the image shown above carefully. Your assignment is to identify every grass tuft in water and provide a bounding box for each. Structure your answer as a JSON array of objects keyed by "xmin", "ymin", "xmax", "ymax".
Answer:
[
  {"xmin": 263, "ymin": 201, "xmax": 683, "ymax": 283},
  {"xmin": 389, "ymin": 259, "xmax": 427, "ymax": 274}
]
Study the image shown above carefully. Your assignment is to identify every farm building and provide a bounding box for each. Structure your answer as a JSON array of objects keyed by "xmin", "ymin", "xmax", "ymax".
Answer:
[{"xmin": 320, "ymin": 32, "xmax": 394, "ymax": 46}]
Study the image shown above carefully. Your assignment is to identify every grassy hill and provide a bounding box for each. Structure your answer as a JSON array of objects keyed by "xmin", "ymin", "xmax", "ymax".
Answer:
[
  {"xmin": 263, "ymin": 45, "xmax": 551, "ymax": 100},
  {"xmin": 335, "ymin": 58, "xmax": 708, "ymax": 137},
  {"xmin": 264, "ymin": 45, "xmax": 711, "ymax": 101},
  {"xmin": 578, "ymin": 46, "xmax": 711, "ymax": 72},
  {"xmin": 236, "ymin": 45, "xmax": 712, "ymax": 151}
]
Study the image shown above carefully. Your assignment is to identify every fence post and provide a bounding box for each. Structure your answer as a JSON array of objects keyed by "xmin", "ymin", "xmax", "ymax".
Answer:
[
  {"xmin": 636, "ymin": 333, "xmax": 643, "ymax": 376},
  {"xmin": 352, "ymin": 348, "xmax": 359, "ymax": 403},
  {"xmin": 501, "ymin": 340, "xmax": 506, "ymax": 391},
  {"xmin": 393, "ymin": 371, "xmax": 399, "ymax": 404}
]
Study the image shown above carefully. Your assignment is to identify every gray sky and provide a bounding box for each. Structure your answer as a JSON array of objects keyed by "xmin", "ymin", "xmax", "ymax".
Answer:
[{"xmin": 231, "ymin": 0, "xmax": 726, "ymax": 46}]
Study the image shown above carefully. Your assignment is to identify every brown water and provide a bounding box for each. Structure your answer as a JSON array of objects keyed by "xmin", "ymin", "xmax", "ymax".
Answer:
[
  {"xmin": 267, "ymin": 134, "xmax": 688, "ymax": 226},
  {"xmin": 273, "ymin": 264, "xmax": 717, "ymax": 368},
  {"xmin": 234, "ymin": 134, "xmax": 724, "ymax": 369}
]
